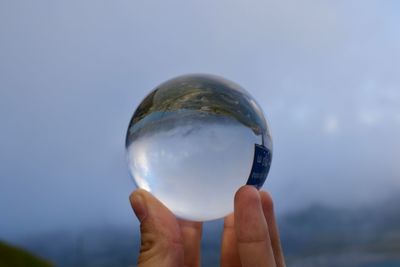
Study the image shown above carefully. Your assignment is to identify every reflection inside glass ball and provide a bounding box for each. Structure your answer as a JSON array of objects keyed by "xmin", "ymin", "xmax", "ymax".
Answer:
[{"xmin": 126, "ymin": 74, "xmax": 272, "ymax": 221}]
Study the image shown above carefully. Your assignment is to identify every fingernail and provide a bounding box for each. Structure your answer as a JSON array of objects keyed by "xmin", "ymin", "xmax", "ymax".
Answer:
[{"xmin": 131, "ymin": 193, "xmax": 147, "ymax": 222}]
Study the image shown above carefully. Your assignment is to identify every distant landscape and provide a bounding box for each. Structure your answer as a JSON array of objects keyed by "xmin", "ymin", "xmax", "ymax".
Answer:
[
  {"xmin": 1, "ymin": 1, "xmax": 399, "ymax": 267},
  {"xmin": 0, "ymin": 241, "xmax": 52, "ymax": 267},
  {"xmin": 4, "ymin": 196, "xmax": 399, "ymax": 267}
]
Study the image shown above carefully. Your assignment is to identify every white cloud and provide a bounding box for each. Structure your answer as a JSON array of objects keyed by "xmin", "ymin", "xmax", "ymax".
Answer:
[
  {"xmin": 357, "ymin": 109, "xmax": 382, "ymax": 126},
  {"xmin": 322, "ymin": 114, "xmax": 339, "ymax": 135}
]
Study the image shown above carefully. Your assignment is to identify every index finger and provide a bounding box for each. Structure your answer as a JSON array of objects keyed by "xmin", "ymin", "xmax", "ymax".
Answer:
[
  {"xmin": 234, "ymin": 186, "xmax": 276, "ymax": 267},
  {"xmin": 178, "ymin": 219, "xmax": 202, "ymax": 267},
  {"xmin": 220, "ymin": 213, "xmax": 241, "ymax": 267}
]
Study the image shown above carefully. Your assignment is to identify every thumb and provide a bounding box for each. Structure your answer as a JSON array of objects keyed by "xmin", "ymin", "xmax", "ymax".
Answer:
[{"xmin": 130, "ymin": 189, "xmax": 184, "ymax": 267}]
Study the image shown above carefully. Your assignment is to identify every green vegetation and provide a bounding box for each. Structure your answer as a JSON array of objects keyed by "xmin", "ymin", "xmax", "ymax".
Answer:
[{"xmin": 0, "ymin": 241, "xmax": 53, "ymax": 267}]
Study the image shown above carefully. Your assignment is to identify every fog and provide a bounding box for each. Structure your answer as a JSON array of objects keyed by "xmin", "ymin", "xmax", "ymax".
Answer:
[{"xmin": 1, "ymin": 0, "xmax": 399, "ymax": 241}]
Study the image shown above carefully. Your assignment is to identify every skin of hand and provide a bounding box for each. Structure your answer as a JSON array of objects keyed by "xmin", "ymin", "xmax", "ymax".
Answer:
[{"xmin": 129, "ymin": 185, "xmax": 286, "ymax": 267}]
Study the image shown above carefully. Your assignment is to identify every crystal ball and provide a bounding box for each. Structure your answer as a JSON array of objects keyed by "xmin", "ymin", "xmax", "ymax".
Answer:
[{"xmin": 125, "ymin": 74, "xmax": 273, "ymax": 221}]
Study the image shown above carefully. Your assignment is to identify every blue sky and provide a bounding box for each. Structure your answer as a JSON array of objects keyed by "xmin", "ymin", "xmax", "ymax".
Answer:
[{"xmin": 1, "ymin": 0, "xmax": 400, "ymax": 241}]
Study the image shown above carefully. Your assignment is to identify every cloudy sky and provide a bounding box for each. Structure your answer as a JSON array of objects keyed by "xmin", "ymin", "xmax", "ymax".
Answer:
[{"xmin": 1, "ymin": 0, "xmax": 400, "ymax": 241}]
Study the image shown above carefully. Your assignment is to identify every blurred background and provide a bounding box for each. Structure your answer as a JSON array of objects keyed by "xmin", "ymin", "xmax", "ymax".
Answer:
[{"xmin": 1, "ymin": 1, "xmax": 399, "ymax": 266}]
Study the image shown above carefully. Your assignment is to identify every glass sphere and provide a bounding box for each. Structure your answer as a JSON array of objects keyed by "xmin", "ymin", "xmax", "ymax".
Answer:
[{"xmin": 125, "ymin": 74, "xmax": 272, "ymax": 221}]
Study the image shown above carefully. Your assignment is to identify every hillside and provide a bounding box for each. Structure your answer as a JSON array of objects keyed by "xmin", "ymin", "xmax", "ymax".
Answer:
[{"xmin": 0, "ymin": 241, "xmax": 53, "ymax": 267}]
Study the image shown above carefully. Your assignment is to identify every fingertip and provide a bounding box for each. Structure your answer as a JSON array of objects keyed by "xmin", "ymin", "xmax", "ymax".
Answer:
[
  {"xmin": 129, "ymin": 189, "xmax": 147, "ymax": 209},
  {"xmin": 129, "ymin": 188, "xmax": 143, "ymax": 201},
  {"xmin": 129, "ymin": 190, "xmax": 137, "ymax": 204},
  {"xmin": 129, "ymin": 188, "xmax": 154, "ymax": 207},
  {"xmin": 236, "ymin": 184, "xmax": 259, "ymax": 194},
  {"xmin": 234, "ymin": 185, "xmax": 260, "ymax": 206},
  {"xmin": 259, "ymin": 190, "xmax": 274, "ymax": 214},
  {"xmin": 129, "ymin": 190, "xmax": 147, "ymax": 222},
  {"xmin": 223, "ymin": 213, "xmax": 235, "ymax": 228},
  {"xmin": 234, "ymin": 185, "xmax": 268, "ymax": 243}
]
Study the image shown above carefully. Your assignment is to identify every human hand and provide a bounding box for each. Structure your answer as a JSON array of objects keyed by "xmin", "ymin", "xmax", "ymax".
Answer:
[{"xmin": 129, "ymin": 185, "xmax": 285, "ymax": 267}]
